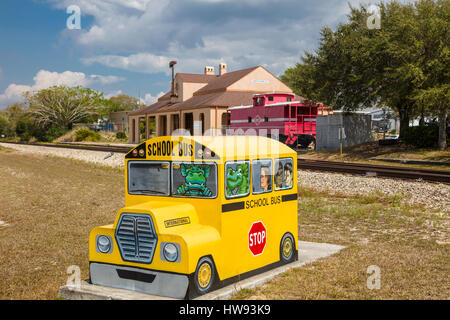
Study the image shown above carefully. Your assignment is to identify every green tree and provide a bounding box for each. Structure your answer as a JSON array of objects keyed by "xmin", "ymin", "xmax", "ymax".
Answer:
[
  {"xmin": 0, "ymin": 103, "xmax": 28, "ymax": 138},
  {"xmin": 282, "ymin": 0, "xmax": 449, "ymax": 149},
  {"xmin": 0, "ymin": 112, "xmax": 10, "ymax": 137},
  {"xmin": 24, "ymin": 86, "xmax": 104, "ymax": 130},
  {"xmin": 100, "ymin": 94, "xmax": 140, "ymax": 118}
]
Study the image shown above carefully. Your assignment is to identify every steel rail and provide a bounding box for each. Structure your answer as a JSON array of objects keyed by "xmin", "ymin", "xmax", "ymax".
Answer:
[
  {"xmin": 2, "ymin": 142, "xmax": 448, "ymax": 183},
  {"xmin": 298, "ymin": 158, "xmax": 450, "ymax": 183}
]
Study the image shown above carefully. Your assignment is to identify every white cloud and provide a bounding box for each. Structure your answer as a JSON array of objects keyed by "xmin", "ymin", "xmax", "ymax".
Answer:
[
  {"xmin": 0, "ymin": 70, "xmax": 124, "ymax": 109},
  {"xmin": 104, "ymin": 89, "xmax": 123, "ymax": 99},
  {"xmin": 48, "ymin": 0, "xmax": 366, "ymax": 76},
  {"xmin": 82, "ymin": 53, "xmax": 171, "ymax": 75},
  {"xmin": 140, "ymin": 91, "xmax": 165, "ymax": 105}
]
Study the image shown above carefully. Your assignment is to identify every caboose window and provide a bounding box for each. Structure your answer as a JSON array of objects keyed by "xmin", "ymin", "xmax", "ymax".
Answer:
[
  {"xmin": 268, "ymin": 96, "xmax": 274, "ymax": 101},
  {"xmin": 128, "ymin": 161, "xmax": 170, "ymax": 196},
  {"xmin": 172, "ymin": 162, "xmax": 217, "ymax": 198}
]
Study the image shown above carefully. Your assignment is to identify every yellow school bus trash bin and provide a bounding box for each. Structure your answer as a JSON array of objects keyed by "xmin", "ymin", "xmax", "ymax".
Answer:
[{"xmin": 89, "ymin": 135, "xmax": 299, "ymax": 299}]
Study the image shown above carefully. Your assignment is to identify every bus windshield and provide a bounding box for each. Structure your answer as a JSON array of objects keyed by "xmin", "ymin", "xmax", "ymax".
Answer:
[{"xmin": 128, "ymin": 161, "xmax": 170, "ymax": 196}]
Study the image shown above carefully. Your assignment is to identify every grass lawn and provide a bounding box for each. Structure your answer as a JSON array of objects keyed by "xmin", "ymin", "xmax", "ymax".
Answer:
[
  {"xmin": 0, "ymin": 146, "xmax": 448, "ymax": 299},
  {"xmin": 232, "ymin": 189, "xmax": 449, "ymax": 299},
  {"xmin": 0, "ymin": 147, "xmax": 125, "ymax": 299}
]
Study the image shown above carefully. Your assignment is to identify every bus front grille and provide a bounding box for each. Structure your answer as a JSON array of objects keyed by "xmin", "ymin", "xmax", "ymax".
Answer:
[{"xmin": 115, "ymin": 213, "xmax": 157, "ymax": 264}]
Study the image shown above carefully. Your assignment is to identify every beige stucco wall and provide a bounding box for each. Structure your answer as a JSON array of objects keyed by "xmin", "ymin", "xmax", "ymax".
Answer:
[
  {"xmin": 182, "ymin": 82, "xmax": 209, "ymax": 102},
  {"xmin": 172, "ymin": 77, "xmax": 209, "ymax": 102},
  {"xmin": 227, "ymin": 67, "xmax": 293, "ymax": 93}
]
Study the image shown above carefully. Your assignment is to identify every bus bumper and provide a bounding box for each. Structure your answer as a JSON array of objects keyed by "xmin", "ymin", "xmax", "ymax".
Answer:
[{"xmin": 90, "ymin": 262, "xmax": 189, "ymax": 299}]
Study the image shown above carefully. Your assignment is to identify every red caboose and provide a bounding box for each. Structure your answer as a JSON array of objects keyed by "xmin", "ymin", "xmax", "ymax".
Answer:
[{"xmin": 228, "ymin": 93, "xmax": 330, "ymax": 148}]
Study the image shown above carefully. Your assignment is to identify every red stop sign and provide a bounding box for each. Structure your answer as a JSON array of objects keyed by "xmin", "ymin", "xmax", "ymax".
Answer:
[{"xmin": 248, "ymin": 221, "xmax": 267, "ymax": 256}]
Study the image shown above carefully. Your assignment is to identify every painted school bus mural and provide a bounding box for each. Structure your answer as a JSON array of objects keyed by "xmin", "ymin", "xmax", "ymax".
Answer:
[{"xmin": 89, "ymin": 136, "xmax": 298, "ymax": 299}]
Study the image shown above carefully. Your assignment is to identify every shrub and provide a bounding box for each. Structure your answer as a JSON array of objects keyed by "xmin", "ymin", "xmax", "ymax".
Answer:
[
  {"xmin": 401, "ymin": 125, "xmax": 449, "ymax": 148},
  {"xmin": 40, "ymin": 125, "xmax": 68, "ymax": 142},
  {"xmin": 74, "ymin": 128, "xmax": 101, "ymax": 142},
  {"xmin": 115, "ymin": 131, "xmax": 127, "ymax": 140}
]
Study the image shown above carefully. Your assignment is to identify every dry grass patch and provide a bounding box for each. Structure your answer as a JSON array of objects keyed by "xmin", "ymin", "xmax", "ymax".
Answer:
[
  {"xmin": 0, "ymin": 148, "xmax": 124, "ymax": 299},
  {"xmin": 0, "ymin": 147, "xmax": 448, "ymax": 300},
  {"xmin": 233, "ymin": 187, "xmax": 449, "ymax": 300}
]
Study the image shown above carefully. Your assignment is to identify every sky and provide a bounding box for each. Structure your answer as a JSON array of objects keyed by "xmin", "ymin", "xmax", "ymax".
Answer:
[{"xmin": 0, "ymin": 0, "xmax": 373, "ymax": 110}]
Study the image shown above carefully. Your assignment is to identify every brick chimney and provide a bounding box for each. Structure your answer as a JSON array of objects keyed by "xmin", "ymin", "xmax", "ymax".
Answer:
[
  {"xmin": 219, "ymin": 63, "xmax": 227, "ymax": 76},
  {"xmin": 204, "ymin": 66, "xmax": 215, "ymax": 75}
]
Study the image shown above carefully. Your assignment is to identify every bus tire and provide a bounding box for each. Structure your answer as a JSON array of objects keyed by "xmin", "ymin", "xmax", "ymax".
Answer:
[
  {"xmin": 280, "ymin": 233, "xmax": 295, "ymax": 263},
  {"xmin": 193, "ymin": 256, "xmax": 216, "ymax": 296}
]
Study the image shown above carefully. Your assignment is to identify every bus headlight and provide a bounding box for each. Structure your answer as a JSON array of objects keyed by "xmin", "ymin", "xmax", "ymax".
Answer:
[
  {"xmin": 163, "ymin": 243, "xmax": 179, "ymax": 262},
  {"xmin": 96, "ymin": 235, "xmax": 112, "ymax": 254}
]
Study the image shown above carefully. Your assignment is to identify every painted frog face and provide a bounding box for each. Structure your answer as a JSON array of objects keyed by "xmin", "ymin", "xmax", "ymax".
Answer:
[
  {"xmin": 181, "ymin": 164, "xmax": 210, "ymax": 190},
  {"xmin": 227, "ymin": 167, "xmax": 244, "ymax": 190}
]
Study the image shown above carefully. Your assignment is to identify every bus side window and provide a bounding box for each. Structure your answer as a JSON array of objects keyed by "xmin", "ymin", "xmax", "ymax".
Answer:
[
  {"xmin": 252, "ymin": 159, "xmax": 272, "ymax": 194},
  {"xmin": 274, "ymin": 158, "xmax": 294, "ymax": 190},
  {"xmin": 172, "ymin": 162, "xmax": 218, "ymax": 198},
  {"xmin": 225, "ymin": 161, "xmax": 250, "ymax": 199}
]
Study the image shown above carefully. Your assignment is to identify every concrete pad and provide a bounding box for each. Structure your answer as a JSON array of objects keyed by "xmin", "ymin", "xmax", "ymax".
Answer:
[{"xmin": 58, "ymin": 241, "xmax": 345, "ymax": 300}]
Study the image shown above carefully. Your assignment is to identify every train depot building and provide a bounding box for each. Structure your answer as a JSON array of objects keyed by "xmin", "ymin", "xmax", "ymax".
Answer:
[{"xmin": 127, "ymin": 63, "xmax": 331, "ymax": 144}]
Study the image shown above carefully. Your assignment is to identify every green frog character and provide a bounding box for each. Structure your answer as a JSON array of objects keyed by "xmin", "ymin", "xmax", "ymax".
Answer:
[
  {"xmin": 177, "ymin": 164, "xmax": 213, "ymax": 197},
  {"xmin": 226, "ymin": 163, "xmax": 249, "ymax": 197}
]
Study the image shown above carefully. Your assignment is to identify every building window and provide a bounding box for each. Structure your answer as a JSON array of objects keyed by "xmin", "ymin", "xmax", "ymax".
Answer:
[{"xmin": 255, "ymin": 97, "xmax": 265, "ymax": 106}]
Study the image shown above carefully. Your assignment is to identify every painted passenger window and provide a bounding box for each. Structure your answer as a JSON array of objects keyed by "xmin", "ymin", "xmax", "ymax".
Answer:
[
  {"xmin": 172, "ymin": 162, "xmax": 217, "ymax": 198},
  {"xmin": 128, "ymin": 161, "xmax": 170, "ymax": 196},
  {"xmin": 252, "ymin": 159, "xmax": 272, "ymax": 194},
  {"xmin": 274, "ymin": 158, "xmax": 294, "ymax": 190},
  {"xmin": 225, "ymin": 161, "xmax": 250, "ymax": 199}
]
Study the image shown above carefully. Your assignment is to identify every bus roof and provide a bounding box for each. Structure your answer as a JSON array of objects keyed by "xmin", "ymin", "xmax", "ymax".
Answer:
[{"xmin": 128, "ymin": 135, "xmax": 296, "ymax": 162}]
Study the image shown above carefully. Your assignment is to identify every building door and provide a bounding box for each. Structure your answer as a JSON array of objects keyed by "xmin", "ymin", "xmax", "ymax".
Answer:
[
  {"xmin": 159, "ymin": 115, "xmax": 167, "ymax": 136},
  {"xmin": 221, "ymin": 112, "xmax": 230, "ymax": 135},
  {"xmin": 184, "ymin": 113, "xmax": 193, "ymax": 135},
  {"xmin": 200, "ymin": 113, "xmax": 205, "ymax": 135},
  {"xmin": 171, "ymin": 114, "xmax": 180, "ymax": 133}
]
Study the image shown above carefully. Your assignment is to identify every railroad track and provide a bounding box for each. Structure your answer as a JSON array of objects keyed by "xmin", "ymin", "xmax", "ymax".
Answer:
[
  {"xmin": 1, "ymin": 141, "xmax": 449, "ymax": 183},
  {"xmin": 298, "ymin": 158, "xmax": 450, "ymax": 183},
  {"xmin": 0, "ymin": 141, "xmax": 133, "ymax": 154}
]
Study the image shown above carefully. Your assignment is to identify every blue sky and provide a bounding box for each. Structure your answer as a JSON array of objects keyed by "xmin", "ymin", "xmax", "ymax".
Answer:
[{"xmin": 0, "ymin": 0, "xmax": 373, "ymax": 109}]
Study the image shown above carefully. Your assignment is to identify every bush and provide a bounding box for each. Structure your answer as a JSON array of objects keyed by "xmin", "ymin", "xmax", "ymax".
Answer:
[
  {"xmin": 40, "ymin": 125, "xmax": 68, "ymax": 142},
  {"xmin": 115, "ymin": 131, "xmax": 127, "ymax": 140},
  {"xmin": 74, "ymin": 128, "xmax": 101, "ymax": 142},
  {"xmin": 401, "ymin": 125, "xmax": 449, "ymax": 148}
]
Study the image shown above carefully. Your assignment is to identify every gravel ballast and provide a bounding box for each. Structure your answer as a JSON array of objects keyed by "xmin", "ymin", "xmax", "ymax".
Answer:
[{"xmin": 2, "ymin": 143, "xmax": 449, "ymax": 213}]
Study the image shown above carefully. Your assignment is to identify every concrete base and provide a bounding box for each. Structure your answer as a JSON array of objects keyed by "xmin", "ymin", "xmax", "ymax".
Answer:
[{"xmin": 58, "ymin": 241, "xmax": 345, "ymax": 300}]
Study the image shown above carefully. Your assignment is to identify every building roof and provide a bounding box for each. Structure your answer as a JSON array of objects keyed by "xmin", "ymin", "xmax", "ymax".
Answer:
[
  {"xmin": 129, "ymin": 65, "xmax": 293, "ymax": 116},
  {"xmin": 193, "ymin": 66, "xmax": 259, "ymax": 95},
  {"xmin": 176, "ymin": 73, "xmax": 218, "ymax": 83}
]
